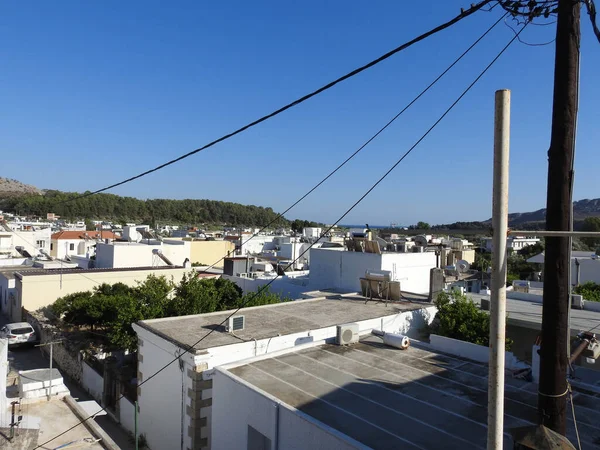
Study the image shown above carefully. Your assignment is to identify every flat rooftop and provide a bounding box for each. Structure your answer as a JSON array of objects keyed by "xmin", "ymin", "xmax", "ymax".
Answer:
[
  {"xmin": 227, "ymin": 337, "xmax": 600, "ymax": 449},
  {"xmin": 0, "ymin": 265, "xmax": 39, "ymax": 279},
  {"xmin": 470, "ymin": 293, "xmax": 600, "ymax": 335},
  {"xmin": 15, "ymin": 265, "xmax": 185, "ymax": 277},
  {"xmin": 0, "ymin": 398, "xmax": 103, "ymax": 449},
  {"xmin": 138, "ymin": 296, "xmax": 429, "ymax": 352}
]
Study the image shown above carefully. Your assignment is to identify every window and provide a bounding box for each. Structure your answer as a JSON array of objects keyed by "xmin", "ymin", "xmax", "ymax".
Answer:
[
  {"xmin": 36, "ymin": 240, "xmax": 46, "ymax": 248},
  {"xmin": 9, "ymin": 327, "xmax": 34, "ymax": 335},
  {"xmin": 247, "ymin": 426, "xmax": 271, "ymax": 450},
  {"xmin": 69, "ymin": 243, "xmax": 75, "ymax": 251},
  {"xmin": 50, "ymin": 243, "xmax": 54, "ymax": 251}
]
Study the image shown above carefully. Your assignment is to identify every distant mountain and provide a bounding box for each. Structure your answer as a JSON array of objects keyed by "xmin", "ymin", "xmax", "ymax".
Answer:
[
  {"xmin": 0, "ymin": 177, "xmax": 43, "ymax": 196},
  {"xmin": 430, "ymin": 198, "xmax": 600, "ymax": 231},
  {"xmin": 492, "ymin": 198, "xmax": 600, "ymax": 226},
  {"xmin": 0, "ymin": 178, "xmax": 294, "ymax": 227}
]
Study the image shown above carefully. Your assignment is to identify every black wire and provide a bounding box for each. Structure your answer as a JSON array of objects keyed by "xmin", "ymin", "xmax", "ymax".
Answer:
[
  {"xmin": 55, "ymin": 0, "xmax": 492, "ymax": 205},
  {"xmin": 34, "ymin": 19, "xmax": 527, "ymax": 450},
  {"xmin": 194, "ymin": 10, "xmax": 508, "ymax": 276},
  {"xmin": 504, "ymin": 17, "xmax": 556, "ymax": 46}
]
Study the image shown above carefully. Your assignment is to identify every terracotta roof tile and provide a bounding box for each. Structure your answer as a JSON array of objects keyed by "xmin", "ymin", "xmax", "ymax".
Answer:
[{"xmin": 51, "ymin": 230, "xmax": 118, "ymax": 240}]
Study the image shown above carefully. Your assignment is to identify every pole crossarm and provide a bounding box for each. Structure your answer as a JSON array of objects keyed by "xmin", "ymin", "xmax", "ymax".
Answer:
[{"xmin": 507, "ymin": 230, "xmax": 600, "ymax": 237}]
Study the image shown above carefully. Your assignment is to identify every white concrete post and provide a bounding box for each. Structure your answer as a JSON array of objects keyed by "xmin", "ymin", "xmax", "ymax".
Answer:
[
  {"xmin": 0, "ymin": 339, "xmax": 7, "ymax": 413},
  {"xmin": 488, "ymin": 89, "xmax": 510, "ymax": 450}
]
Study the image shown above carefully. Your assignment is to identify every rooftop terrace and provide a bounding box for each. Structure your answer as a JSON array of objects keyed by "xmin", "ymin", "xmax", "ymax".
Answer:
[
  {"xmin": 138, "ymin": 295, "xmax": 432, "ymax": 352},
  {"xmin": 226, "ymin": 337, "xmax": 600, "ymax": 449}
]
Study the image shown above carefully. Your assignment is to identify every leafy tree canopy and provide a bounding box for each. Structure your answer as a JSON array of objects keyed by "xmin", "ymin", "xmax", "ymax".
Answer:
[
  {"xmin": 0, "ymin": 190, "xmax": 290, "ymax": 228},
  {"xmin": 429, "ymin": 290, "xmax": 512, "ymax": 350},
  {"xmin": 580, "ymin": 217, "xmax": 600, "ymax": 250},
  {"xmin": 50, "ymin": 273, "xmax": 288, "ymax": 351},
  {"xmin": 574, "ymin": 281, "xmax": 600, "ymax": 303}
]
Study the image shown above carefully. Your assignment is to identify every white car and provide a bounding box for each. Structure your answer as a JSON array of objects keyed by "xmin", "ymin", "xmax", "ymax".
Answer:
[{"xmin": 0, "ymin": 322, "xmax": 37, "ymax": 347}]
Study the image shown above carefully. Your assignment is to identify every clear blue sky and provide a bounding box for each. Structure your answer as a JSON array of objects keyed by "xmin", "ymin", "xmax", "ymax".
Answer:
[{"xmin": 2, "ymin": 1, "xmax": 598, "ymax": 226}]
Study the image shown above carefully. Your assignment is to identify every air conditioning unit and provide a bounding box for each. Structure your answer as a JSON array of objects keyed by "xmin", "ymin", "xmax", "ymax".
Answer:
[
  {"xmin": 336, "ymin": 323, "xmax": 359, "ymax": 345},
  {"xmin": 571, "ymin": 294, "xmax": 584, "ymax": 309},
  {"xmin": 227, "ymin": 315, "xmax": 245, "ymax": 332}
]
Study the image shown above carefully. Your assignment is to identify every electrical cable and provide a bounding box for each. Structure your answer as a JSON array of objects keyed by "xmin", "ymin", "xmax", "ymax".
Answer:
[
  {"xmin": 55, "ymin": 1, "xmax": 492, "ymax": 205},
  {"xmin": 34, "ymin": 20, "xmax": 527, "ymax": 450},
  {"xmin": 568, "ymin": 383, "xmax": 583, "ymax": 450},
  {"xmin": 14, "ymin": 5, "xmax": 505, "ymax": 345},
  {"xmin": 190, "ymin": 10, "xmax": 508, "ymax": 275},
  {"xmin": 9, "ymin": 7, "xmax": 506, "ymax": 327}
]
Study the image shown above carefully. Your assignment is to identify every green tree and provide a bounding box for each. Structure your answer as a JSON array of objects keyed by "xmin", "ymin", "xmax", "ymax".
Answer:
[
  {"xmin": 518, "ymin": 242, "xmax": 544, "ymax": 258},
  {"xmin": 471, "ymin": 253, "xmax": 491, "ymax": 272},
  {"xmin": 84, "ymin": 218, "xmax": 96, "ymax": 231},
  {"xmin": 428, "ymin": 291, "xmax": 512, "ymax": 350},
  {"xmin": 167, "ymin": 274, "xmax": 243, "ymax": 316},
  {"xmin": 580, "ymin": 217, "xmax": 600, "ymax": 250},
  {"xmin": 239, "ymin": 287, "xmax": 290, "ymax": 308},
  {"xmin": 50, "ymin": 273, "xmax": 288, "ymax": 352},
  {"xmin": 134, "ymin": 274, "xmax": 173, "ymax": 318},
  {"xmin": 573, "ymin": 281, "xmax": 600, "ymax": 302},
  {"xmin": 416, "ymin": 221, "xmax": 431, "ymax": 230}
]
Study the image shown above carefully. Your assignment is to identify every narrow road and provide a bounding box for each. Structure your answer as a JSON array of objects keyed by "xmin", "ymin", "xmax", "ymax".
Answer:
[{"xmin": 1, "ymin": 314, "xmax": 134, "ymax": 449}]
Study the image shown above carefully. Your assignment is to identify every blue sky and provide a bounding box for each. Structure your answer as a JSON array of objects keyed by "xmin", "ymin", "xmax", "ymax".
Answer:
[{"xmin": 2, "ymin": 1, "xmax": 598, "ymax": 226}]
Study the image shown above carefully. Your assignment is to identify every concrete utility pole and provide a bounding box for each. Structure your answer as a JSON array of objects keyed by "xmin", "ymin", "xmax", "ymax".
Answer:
[
  {"xmin": 488, "ymin": 89, "xmax": 510, "ymax": 450},
  {"xmin": 36, "ymin": 339, "xmax": 63, "ymax": 400},
  {"xmin": 538, "ymin": 0, "xmax": 580, "ymax": 435}
]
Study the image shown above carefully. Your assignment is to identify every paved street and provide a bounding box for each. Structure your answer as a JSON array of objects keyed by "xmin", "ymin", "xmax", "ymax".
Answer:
[{"xmin": 1, "ymin": 314, "xmax": 134, "ymax": 449}]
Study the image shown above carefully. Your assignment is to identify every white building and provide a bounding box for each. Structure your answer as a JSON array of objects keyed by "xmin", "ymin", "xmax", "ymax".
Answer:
[
  {"xmin": 0, "ymin": 227, "xmax": 51, "ymax": 259},
  {"xmin": 210, "ymin": 330, "xmax": 570, "ymax": 450},
  {"xmin": 483, "ymin": 236, "xmax": 540, "ymax": 253},
  {"xmin": 239, "ymin": 235, "xmax": 277, "ymax": 256},
  {"xmin": 122, "ymin": 225, "xmax": 151, "ymax": 242},
  {"xmin": 223, "ymin": 271, "xmax": 311, "ymax": 299},
  {"xmin": 303, "ymin": 227, "xmax": 322, "ymax": 240},
  {"xmin": 50, "ymin": 230, "xmax": 118, "ymax": 259},
  {"xmin": 527, "ymin": 250, "xmax": 600, "ymax": 285},
  {"xmin": 132, "ymin": 296, "xmax": 435, "ymax": 450},
  {"xmin": 95, "ymin": 239, "xmax": 191, "ymax": 269},
  {"xmin": 309, "ymin": 248, "xmax": 436, "ymax": 295}
]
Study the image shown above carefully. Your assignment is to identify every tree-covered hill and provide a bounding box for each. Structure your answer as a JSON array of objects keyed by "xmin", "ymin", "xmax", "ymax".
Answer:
[{"xmin": 0, "ymin": 189, "xmax": 291, "ymax": 227}]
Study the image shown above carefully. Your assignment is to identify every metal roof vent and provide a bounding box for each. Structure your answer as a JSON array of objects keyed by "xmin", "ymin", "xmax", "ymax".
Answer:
[{"xmin": 227, "ymin": 315, "xmax": 245, "ymax": 333}]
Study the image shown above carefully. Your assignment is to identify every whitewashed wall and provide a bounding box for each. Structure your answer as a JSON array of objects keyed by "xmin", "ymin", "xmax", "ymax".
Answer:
[
  {"xmin": 381, "ymin": 252, "xmax": 436, "ymax": 295},
  {"xmin": 133, "ymin": 324, "xmax": 196, "ymax": 450},
  {"xmin": 82, "ymin": 361, "xmax": 104, "ymax": 403},
  {"xmin": 223, "ymin": 274, "xmax": 310, "ymax": 299},
  {"xmin": 119, "ymin": 396, "xmax": 137, "ymax": 435},
  {"xmin": 0, "ymin": 339, "xmax": 7, "ymax": 413},
  {"xmin": 136, "ymin": 304, "xmax": 436, "ymax": 450},
  {"xmin": 212, "ymin": 369, "xmax": 364, "ymax": 450},
  {"xmin": 309, "ymin": 248, "xmax": 435, "ymax": 294}
]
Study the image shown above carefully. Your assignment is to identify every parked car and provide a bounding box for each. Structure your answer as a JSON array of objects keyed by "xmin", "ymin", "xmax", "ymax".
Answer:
[{"xmin": 0, "ymin": 322, "xmax": 37, "ymax": 347}]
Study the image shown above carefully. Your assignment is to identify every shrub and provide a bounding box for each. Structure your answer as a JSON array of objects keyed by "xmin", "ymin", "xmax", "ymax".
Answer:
[
  {"xmin": 429, "ymin": 291, "xmax": 512, "ymax": 350},
  {"xmin": 574, "ymin": 281, "xmax": 600, "ymax": 302}
]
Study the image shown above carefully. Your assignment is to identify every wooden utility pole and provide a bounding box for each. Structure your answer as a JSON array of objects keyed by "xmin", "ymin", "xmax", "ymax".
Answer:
[{"xmin": 538, "ymin": 0, "xmax": 580, "ymax": 435}]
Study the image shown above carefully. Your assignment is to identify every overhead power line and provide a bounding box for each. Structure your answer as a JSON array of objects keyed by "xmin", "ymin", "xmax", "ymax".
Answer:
[
  {"xmin": 195, "ymin": 11, "xmax": 508, "ymax": 276},
  {"xmin": 35, "ymin": 19, "xmax": 527, "ymax": 450},
  {"xmin": 58, "ymin": 0, "xmax": 492, "ymax": 204}
]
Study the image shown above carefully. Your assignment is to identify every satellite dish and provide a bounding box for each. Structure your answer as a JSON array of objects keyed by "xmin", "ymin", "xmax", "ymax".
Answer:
[
  {"xmin": 375, "ymin": 237, "xmax": 388, "ymax": 248},
  {"xmin": 456, "ymin": 260, "xmax": 471, "ymax": 273},
  {"xmin": 414, "ymin": 235, "xmax": 428, "ymax": 247}
]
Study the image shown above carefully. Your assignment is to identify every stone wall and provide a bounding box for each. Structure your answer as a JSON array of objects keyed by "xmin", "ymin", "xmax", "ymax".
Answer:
[{"xmin": 25, "ymin": 310, "xmax": 84, "ymax": 383}]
